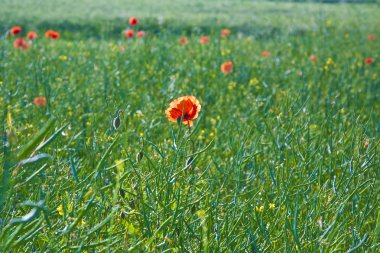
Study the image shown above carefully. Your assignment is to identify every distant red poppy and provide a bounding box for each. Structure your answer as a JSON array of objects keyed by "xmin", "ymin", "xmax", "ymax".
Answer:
[
  {"xmin": 34, "ymin": 96, "xmax": 47, "ymax": 107},
  {"xmin": 10, "ymin": 26, "xmax": 21, "ymax": 36},
  {"xmin": 165, "ymin": 96, "xmax": 201, "ymax": 127},
  {"xmin": 309, "ymin": 54, "xmax": 318, "ymax": 63},
  {"xmin": 13, "ymin": 38, "xmax": 30, "ymax": 50},
  {"xmin": 136, "ymin": 31, "xmax": 145, "ymax": 38},
  {"xmin": 221, "ymin": 61, "xmax": 233, "ymax": 74},
  {"xmin": 27, "ymin": 31, "xmax": 37, "ymax": 40},
  {"xmin": 125, "ymin": 29, "xmax": 134, "ymax": 38},
  {"xmin": 13, "ymin": 37, "xmax": 24, "ymax": 48},
  {"xmin": 179, "ymin": 37, "xmax": 188, "ymax": 45},
  {"xmin": 365, "ymin": 58, "xmax": 374, "ymax": 65},
  {"xmin": 221, "ymin": 29, "xmax": 231, "ymax": 38},
  {"xmin": 45, "ymin": 30, "xmax": 60, "ymax": 40},
  {"xmin": 261, "ymin": 50, "xmax": 271, "ymax": 58},
  {"xmin": 199, "ymin": 36, "xmax": 209, "ymax": 44},
  {"xmin": 129, "ymin": 17, "xmax": 138, "ymax": 26},
  {"xmin": 367, "ymin": 34, "xmax": 377, "ymax": 41}
]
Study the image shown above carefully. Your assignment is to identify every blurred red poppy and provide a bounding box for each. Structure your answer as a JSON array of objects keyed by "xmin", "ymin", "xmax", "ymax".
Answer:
[
  {"xmin": 365, "ymin": 58, "xmax": 374, "ymax": 65},
  {"xmin": 34, "ymin": 96, "xmax": 47, "ymax": 107},
  {"xmin": 136, "ymin": 31, "xmax": 145, "ymax": 38},
  {"xmin": 221, "ymin": 29, "xmax": 231, "ymax": 38},
  {"xmin": 27, "ymin": 31, "xmax": 37, "ymax": 40},
  {"xmin": 309, "ymin": 54, "xmax": 318, "ymax": 63},
  {"xmin": 129, "ymin": 17, "xmax": 138, "ymax": 26},
  {"xmin": 10, "ymin": 26, "xmax": 22, "ymax": 36},
  {"xmin": 125, "ymin": 29, "xmax": 134, "ymax": 38},
  {"xmin": 261, "ymin": 50, "xmax": 271, "ymax": 58},
  {"xmin": 199, "ymin": 36, "xmax": 209, "ymax": 44},
  {"xmin": 165, "ymin": 96, "xmax": 201, "ymax": 127},
  {"xmin": 13, "ymin": 38, "xmax": 30, "ymax": 50},
  {"xmin": 45, "ymin": 30, "xmax": 60, "ymax": 40},
  {"xmin": 179, "ymin": 37, "xmax": 188, "ymax": 45},
  {"xmin": 221, "ymin": 61, "xmax": 233, "ymax": 74},
  {"xmin": 367, "ymin": 34, "xmax": 377, "ymax": 41}
]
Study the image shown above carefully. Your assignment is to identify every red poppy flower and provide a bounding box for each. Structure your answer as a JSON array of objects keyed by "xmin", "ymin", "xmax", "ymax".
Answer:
[
  {"xmin": 221, "ymin": 61, "xmax": 233, "ymax": 74},
  {"xmin": 309, "ymin": 54, "xmax": 318, "ymax": 63},
  {"xmin": 199, "ymin": 36, "xmax": 209, "ymax": 44},
  {"xmin": 221, "ymin": 28, "xmax": 231, "ymax": 38},
  {"xmin": 179, "ymin": 37, "xmax": 188, "ymax": 45},
  {"xmin": 13, "ymin": 38, "xmax": 30, "ymax": 50},
  {"xmin": 165, "ymin": 96, "xmax": 201, "ymax": 127},
  {"xmin": 10, "ymin": 26, "xmax": 22, "ymax": 36},
  {"xmin": 27, "ymin": 31, "xmax": 37, "ymax": 40},
  {"xmin": 129, "ymin": 17, "xmax": 138, "ymax": 26},
  {"xmin": 125, "ymin": 29, "xmax": 134, "ymax": 38},
  {"xmin": 367, "ymin": 34, "xmax": 377, "ymax": 41},
  {"xmin": 261, "ymin": 50, "xmax": 271, "ymax": 58},
  {"xmin": 136, "ymin": 31, "xmax": 145, "ymax": 38},
  {"xmin": 34, "ymin": 96, "xmax": 47, "ymax": 107},
  {"xmin": 365, "ymin": 58, "xmax": 374, "ymax": 65},
  {"xmin": 13, "ymin": 37, "xmax": 25, "ymax": 48},
  {"xmin": 45, "ymin": 30, "xmax": 60, "ymax": 40}
]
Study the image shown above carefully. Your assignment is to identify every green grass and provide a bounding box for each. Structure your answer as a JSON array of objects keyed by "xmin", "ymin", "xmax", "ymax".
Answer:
[
  {"xmin": 1, "ymin": 0, "xmax": 379, "ymax": 38},
  {"xmin": 1, "ymin": 0, "xmax": 380, "ymax": 252}
]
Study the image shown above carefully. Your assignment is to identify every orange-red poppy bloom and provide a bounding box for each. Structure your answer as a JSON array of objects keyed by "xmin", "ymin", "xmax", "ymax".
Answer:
[
  {"xmin": 365, "ymin": 58, "xmax": 374, "ymax": 65},
  {"xmin": 309, "ymin": 54, "xmax": 318, "ymax": 63},
  {"xmin": 199, "ymin": 36, "xmax": 209, "ymax": 44},
  {"xmin": 261, "ymin": 50, "xmax": 271, "ymax": 58},
  {"xmin": 367, "ymin": 34, "xmax": 377, "ymax": 41},
  {"xmin": 10, "ymin": 26, "xmax": 22, "ymax": 36},
  {"xmin": 125, "ymin": 29, "xmax": 134, "ymax": 38},
  {"xmin": 13, "ymin": 38, "xmax": 30, "ymax": 50},
  {"xmin": 34, "ymin": 96, "xmax": 47, "ymax": 107},
  {"xmin": 136, "ymin": 31, "xmax": 145, "ymax": 38},
  {"xmin": 45, "ymin": 30, "xmax": 60, "ymax": 39},
  {"xmin": 179, "ymin": 37, "xmax": 188, "ymax": 45},
  {"xmin": 13, "ymin": 37, "xmax": 24, "ymax": 48},
  {"xmin": 221, "ymin": 28, "xmax": 231, "ymax": 38},
  {"xmin": 129, "ymin": 17, "xmax": 138, "ymax": 26},
  {"xmin": 165, "ymin": 96, "xmax": 201, "ymax": 126},
  {"xmin": 221, "ymin": 61, "xmax": 233, "ymax": 74},
  {"xmin": 27, "ymin": 31, "xmax": 37, "ymax": 40}
]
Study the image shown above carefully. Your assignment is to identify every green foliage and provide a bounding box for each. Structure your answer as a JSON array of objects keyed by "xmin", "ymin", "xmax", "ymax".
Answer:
[{"xmin": 0, "ymin": 0, "xmax": 379, "ymax": 252}]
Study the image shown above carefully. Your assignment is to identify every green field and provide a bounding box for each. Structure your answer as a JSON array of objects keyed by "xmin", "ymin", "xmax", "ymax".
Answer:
[{"xmin": 1, "ymin": 0, "xmax": 380, "ymax": 252}]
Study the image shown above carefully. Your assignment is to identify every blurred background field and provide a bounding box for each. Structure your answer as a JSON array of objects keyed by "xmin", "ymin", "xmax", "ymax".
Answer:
[
  {"xmin": 1, "ymin": 0, "xmax": 380, "ymax": 252},
  {"xmin": 1, "ymin": 0, "xmax": 379, "ymax": 37}
]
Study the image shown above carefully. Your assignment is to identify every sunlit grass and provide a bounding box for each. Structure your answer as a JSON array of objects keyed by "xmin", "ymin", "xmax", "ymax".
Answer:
[{"xmin": 0, "ymin": 1, "xmax": 380, "ymax": 252}]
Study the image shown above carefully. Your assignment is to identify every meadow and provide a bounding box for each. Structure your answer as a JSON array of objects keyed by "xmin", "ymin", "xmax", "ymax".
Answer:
[{"xmin": 0, "ymin": 0, "xmax": 380, "ymax": 252}]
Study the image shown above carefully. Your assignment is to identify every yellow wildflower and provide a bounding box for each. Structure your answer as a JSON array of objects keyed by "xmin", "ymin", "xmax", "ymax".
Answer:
[
  {"xmin": 57, "ymin": 204, "xmax": 64, "ymax": 216},
  {"xmin": 326, "ymin": 58, "xmax": 334, "ymax": 65},
  {"xmin": 249, "ymin": 78, "xmax": 259, "ymax": 86},
  {"xmin": 228, "ymin": 82, "xmax": 236, "ymax": 90},
  {"xmin": 135, "ymin": 110, "xmax": 144, "ymax": 117},
  {"xmin": 59, "ymin": 55, "xmax": 68, "ymax": 61}
]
